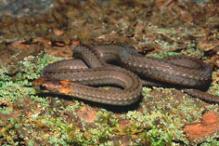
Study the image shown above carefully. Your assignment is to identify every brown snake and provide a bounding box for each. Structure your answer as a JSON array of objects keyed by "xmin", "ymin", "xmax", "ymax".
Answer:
[{"xmin": 34, "ymin": 45, "xmax": 219, "ymax": 105}]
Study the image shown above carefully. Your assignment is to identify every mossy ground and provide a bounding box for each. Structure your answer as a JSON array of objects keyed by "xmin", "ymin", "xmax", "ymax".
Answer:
[
  {"xmin": 0, "ymin": 47, "xmax": 218, "ymax": 146},
  {"xmin": 0, "ymin": 0, "xmax": 218, "ymax": 145}
]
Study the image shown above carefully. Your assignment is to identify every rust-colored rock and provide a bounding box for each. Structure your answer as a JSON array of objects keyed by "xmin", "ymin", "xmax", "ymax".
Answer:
[{"xmin": 183, "ymin": 111, "xmax": 219, "ymax": 142}]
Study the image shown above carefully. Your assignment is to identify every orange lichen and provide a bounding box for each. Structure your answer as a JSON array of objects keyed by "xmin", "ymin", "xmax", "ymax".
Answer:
[{"xmin": 183, "ymin": 111, "xmax": 219, "ymax": 142}]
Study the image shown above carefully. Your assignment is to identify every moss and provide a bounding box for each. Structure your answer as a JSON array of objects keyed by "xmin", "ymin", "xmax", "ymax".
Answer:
[
  {"xmin": 210, "ymin": 71, "xmax": 219, "ymax": 96},
  {"xmin": 15, "ymin": 53, "xmax": 61, "ymax": 81},
  {"xmin": 65, "ymin": 101, "xmax": 81, "ymax": 112},
  {"xmin": 200, "ymin": 136, "xmax": 219, "ymax": 146},
  {"xmin": 0, "ymin": 53, "xmax": 63, "ymax": 144},
  {"xmin": 125, "ymin": 110, "xmax": 188, "ymax": 145},
  {"xmin": 147, "ymin": 50, "xmax": 180, "ymax": 59},
  {"xmin": 67, "ymin": 110, "xmax": 119, "ymax": 145},
  {"xmin": 181, "ymin": 41, "xmax": 204, "ymax": 58},
  {"xmin": 0, "ymin": 118, "xmax": 22, "ymax": 145},
  {"xmin": 0, "ymin": 53, "xmax": 60, "ymax": 102},
  {"xmin": 0, "ymin": 52, "xmax": 218, "ymax": 145},
  {"xmin": 140, "ymin": 87, "xmax": 218, "ymax": 145},
  {"xmin": 33, "ymin": 116, "xmax": 74, "ymax": 145},
  {"xmin": 0, "ymin": 106, "xmax": 13, "ymax": 115}
]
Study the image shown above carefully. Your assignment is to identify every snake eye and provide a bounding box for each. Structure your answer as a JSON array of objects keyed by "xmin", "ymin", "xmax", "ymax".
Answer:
[{"xmin": 39, "ymin": 84, "xmax": 48, "ymax": 90}]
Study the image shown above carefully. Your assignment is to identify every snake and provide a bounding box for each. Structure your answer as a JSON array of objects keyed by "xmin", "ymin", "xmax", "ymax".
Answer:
[{"xmin": 33, "ymin": 44, "xmax": 219, "ymax": 105}]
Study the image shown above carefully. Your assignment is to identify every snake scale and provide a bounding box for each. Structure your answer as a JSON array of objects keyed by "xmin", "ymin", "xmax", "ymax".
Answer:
[{"xmin": 34, "ymin": 45, "xmax": 219, "ymax": 105}]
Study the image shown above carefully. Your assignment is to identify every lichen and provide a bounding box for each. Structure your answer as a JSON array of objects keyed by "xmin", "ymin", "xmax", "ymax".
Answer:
[
  {"xmin": 0, "ymin": 48, "xmax": 218, "ymax": 145},
  {"xmin": 2, "ymin": 52, "xmax": 219, "ymax": 145}
]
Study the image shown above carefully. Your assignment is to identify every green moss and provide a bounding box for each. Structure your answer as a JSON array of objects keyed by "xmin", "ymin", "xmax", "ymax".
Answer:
[
  {"xmin": 210, "ymin": 72, "xmax": 219, "ymax": 96},
  {"xmin": 67, "ymin": 110, "xmax": 119, "ymax": 145},
  {"xmin": 0, "ymin": 52, "xmax": 218, "ymax": 145},
  {"xmin": 35, "ymin": 116, "xmax": 74, "ymax": 145},
  {"xmin": 0, "ymin": 118, "xmax": 22, "ymax": 145},
  {"xmin": 65, "ymin": 101, "xmax": 81, "ymax": 112},
  {"xmin": 0, "ymin": 53, "xmax": 60, "ymax": 102},
  {"xmin": 15, "ymin": 53, "xmax": 61, "ymax": 81},
  {"xmin": 0, "ymin": 53, "xmax": 63, "ymax": 144},
  {"xmin": 200, "ymin": 137, "xmax": 219, "ymax": 146},
  {"xmin": 0, "ymin": 106, "xmax": 13, "ymax": 115},
  {"xmin": 147, "ymin": 51, "xmax": 180, "ymax": 59},
  {"xmin": 96, "ymin": 110, "xmax": 118, "ymax": 126},
  {"xmin": 27, "ymin": 140, "xmax": 35, "ymax": 146},
  {"xmin": 140, "ymin": 87, "xmax": 219, "ymax": 145},
  {"xmin": 125, "ymin": 110, "xmax": 187, "ymax": 145},
  {"xmin": 181, "ymin": 41, "xmax": 204, "ymax": 58}
]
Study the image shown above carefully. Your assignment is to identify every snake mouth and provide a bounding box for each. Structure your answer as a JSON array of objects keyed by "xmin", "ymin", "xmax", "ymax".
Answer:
[{"xmin": 32, "ymin": 77, "xmax": 58, "ymax": 91}]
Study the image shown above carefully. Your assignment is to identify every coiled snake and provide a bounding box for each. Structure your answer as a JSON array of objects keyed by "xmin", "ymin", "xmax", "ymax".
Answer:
[{"xmin": 34, "ymin": 45, "xmax": 219, "ymax": 105}]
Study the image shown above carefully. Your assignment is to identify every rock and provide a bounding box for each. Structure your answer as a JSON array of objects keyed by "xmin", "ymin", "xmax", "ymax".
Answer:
[{"xmin": 183, "ymin": 111, "xmax": 219, "ymax": 143}]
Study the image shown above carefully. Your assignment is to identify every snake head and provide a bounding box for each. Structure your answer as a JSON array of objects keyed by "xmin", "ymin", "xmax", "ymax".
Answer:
[{"xmin": 33, "ymin": 77, "xmax": 72, "ymax": 94}]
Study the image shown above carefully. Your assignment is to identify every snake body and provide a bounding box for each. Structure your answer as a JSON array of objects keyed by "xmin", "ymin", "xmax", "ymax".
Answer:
[
  {"xmin": 34, "ymin": 45, "xmax": 219, "ymax": 105},
  {"xmin": 93, "ymin": 45, "xmax": 212, "ymax": 89},
  {"xmin": 37, "ymin": 46, "xmax": 142, "ymax": 105}
]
